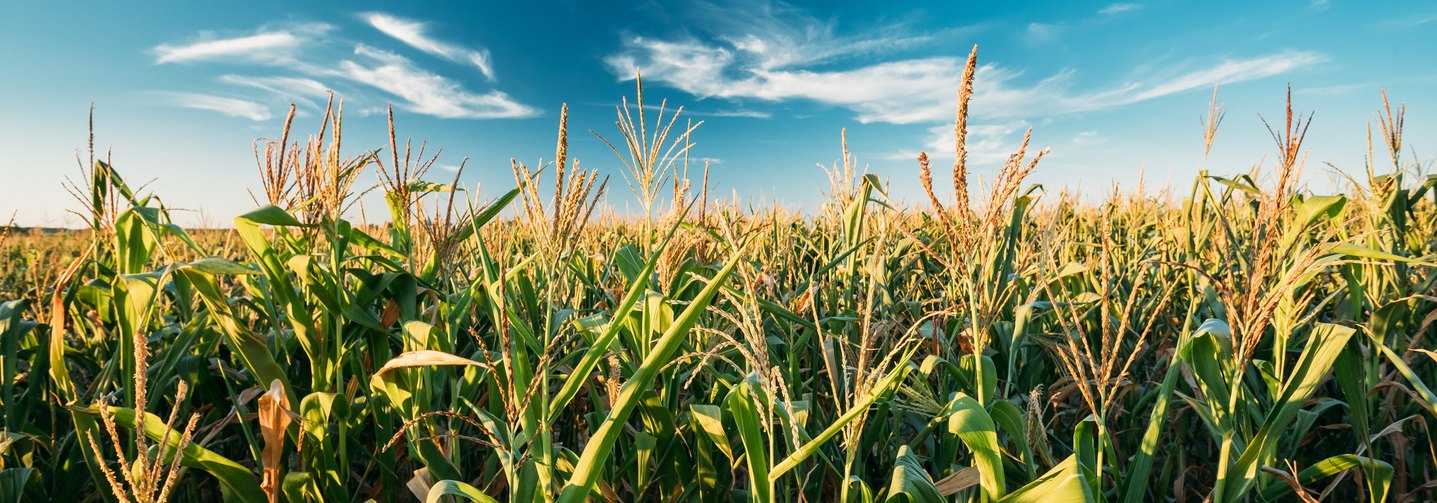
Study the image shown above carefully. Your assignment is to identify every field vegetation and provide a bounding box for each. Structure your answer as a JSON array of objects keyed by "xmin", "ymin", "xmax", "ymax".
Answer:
[{"xmin": 2, "ymin": 50, "xmax": 1436, "ymax": 501}]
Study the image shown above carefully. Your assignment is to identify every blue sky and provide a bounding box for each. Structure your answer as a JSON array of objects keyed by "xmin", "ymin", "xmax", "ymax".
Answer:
[{"xmin": 2, "ymin": 1, "xmax": 1435, "ymax": 227}]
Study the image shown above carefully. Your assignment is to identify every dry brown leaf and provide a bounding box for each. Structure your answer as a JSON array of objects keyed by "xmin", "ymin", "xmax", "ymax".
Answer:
[
  {"xmin": 258, "ymin": 379, "xmax": 292, "ymax": 503},
  {"xmin": 935, "ymin": 467, "xmax": 981, "ymax": 496}
]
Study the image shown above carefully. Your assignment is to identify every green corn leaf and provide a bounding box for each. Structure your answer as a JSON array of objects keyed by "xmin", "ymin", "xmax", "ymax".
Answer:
[
  {"xmin": 989, "ymin": 399, "xmax": 1036, "ymax": 479},
  {"xmin": 1257, "ymin": 454, "xmax": 1391, "ymax": 502},
  {"xmin": 1207, "ymin": 175, "xmax": 1261, "ymax": 196},
  {"xmin": 884, "ymin": 446, "xmax": 945, "ymax": 503},
  {"xmin": 1218, "ymin": 322, "xmax": 1355, "ymax": 502},
  {"xmin": 282, "ymin": 472, "xmax": 316, "ymax": 502},
  {"xmin": 0, "ymin": 467, "xmax": 35, "ymax": 502},
  {"xmin": 239, "ymin": 205, "xmax": 309, "ymax": 227},
  {"xmin": 1372, "ymin": 338, "xmax": 1437, "ymax": 417},
  {"xmin": 1295, "ymin": 195, "xmax": 1346, "ymax": 227},
  {"xmin": 943, "ymin": 393, "xmax": 1005, "ymax": 501},
  {"xmin": 0, "ymin": 300, "xmax": 37, "ymax": 429},
  {"xmin": 998, "ymin": 455, "xmax": 1091, "ymax": 503},
  {"xmin": 1073, "ymin": 416, "xmax": 1100, "ymax": 496},
  {"xmin": 1331, "ymin": 243, "xmax": 1437, "ymax": 267},
  {"xmin": 1120, "ymin": 339, "xmax": 1188, "ymax": 503},
  {"xmin": 178, "ymin": 266, "xmax": 295, "ymax": 407},
  {"xmin": 557, "ymin": 247, "xmax": 743, "ymax": 503},
  {"xmin": 727, "ymin": 381, "xmax": 772, "ymax": 503},
  {"xmin": 426, "ymin": 480, "xmax": 499, "ymax": 503},
  {"xmin": 1180, "ymin": 319, "xmax": 1234, "ymax": 421},
  {"xmin": 547, "ymin": 214, "xmax": 689, "ymax": 421},
  {"xmin": 958, "ymin": 354, "xmax": 997, "ymax": 404},
  {"xmin": 71, "ymin": 405, "xmax": 267, "ymax": 502},
  {"xmin": 769, "ymin": 362, "xmax": 912, "ymax": 481},
  {"xmin": 452, "ymin": 187, "xmax": 520, "ymax": 244},
  {"xmin": 185, "ymin": 257, "xmax": 260, "ymax": 275},
  {"xmin": 691, "ymin": 404, "xmax": 735, "ymax": 463}
]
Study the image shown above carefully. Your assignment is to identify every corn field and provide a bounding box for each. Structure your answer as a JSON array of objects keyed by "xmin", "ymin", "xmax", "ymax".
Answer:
[{"xmin": 2, "ymin": 53, "xmax": 1436, "ymax": 502}]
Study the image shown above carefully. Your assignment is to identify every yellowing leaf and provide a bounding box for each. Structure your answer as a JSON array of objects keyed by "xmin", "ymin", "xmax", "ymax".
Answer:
[{"xmin": 375, "ymin": 350, "xmax": 486, "ymax": 376}]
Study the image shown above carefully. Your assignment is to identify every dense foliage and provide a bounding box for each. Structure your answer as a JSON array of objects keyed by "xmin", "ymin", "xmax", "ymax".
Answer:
[{"xmin": 1, "ymin": 61, "xmax": 1436, "ymax": 502}]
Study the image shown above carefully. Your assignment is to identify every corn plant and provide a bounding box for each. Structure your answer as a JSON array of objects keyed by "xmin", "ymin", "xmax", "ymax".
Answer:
[{"xmin": 1, "ymin": 56, "xmax": 1435, "ymax": 503}]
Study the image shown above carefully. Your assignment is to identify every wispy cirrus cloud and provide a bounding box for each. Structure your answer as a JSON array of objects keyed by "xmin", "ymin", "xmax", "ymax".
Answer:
[
  {"xmin": 1119, "ymin": 52, "xmax": 1324, "ymax": 102},
  {"xmin": 330, "ymin": 45, "xmax": 535, "ymax": 119},
  {"xmin": 361, "ymin": 12, "xmax": 495, "ymax": 80},
  {"xmin": 610, "ymin": 30, "xmax": 1323, "ymax": 125},
  {"xmin": 154, "ymin": 32, "xmax": 297, "ymax": 63},
  {"xmin": 608, "ymin": 41, "xmax": 973, "ymax": 124},
  {"xmin": 964, "ymin": 50, "xmax": 1325, "ymax": 123},
  {"xmin": 602, "ymin": 1, "xmax": 955, "ymax": 125},
  {"xmin": 148, "ymin": 15, "xmax": 535, "ymax": 120},
  {"xmin": 702, "ymin": 109, "xmax": 771, "ymax": 119},
  {"xmin": 1380, "ymin": 10, "xmax": 1437, "ymax": 29},
  {"xmin": 148, "ymin": 92, "xmax": 273, "ymax": 121},
  {"xmin": 1098, "ymin": 3, "xmax": 1141, "ymax": 15},
  {"xmin": 889, "ymin": 51, "xmax": 1322, "ymax": 163},
  {"xmin": 606, "ymin": 0, "xmax": 1323, "ymax": 127},
  {"xmin": 610, "ymin": 1, "xmax": 1324, "ymax": 169},
  {"xmin": 218, "ymin": 75, "xmax": 332, "ymax": 108},
  {"xmin": 152, "ymin": 23, "xmax": 331, "ymax": 64},
  {"xmin": 683, "ymin": 0, "xmax": 952, "ymax": 69}
]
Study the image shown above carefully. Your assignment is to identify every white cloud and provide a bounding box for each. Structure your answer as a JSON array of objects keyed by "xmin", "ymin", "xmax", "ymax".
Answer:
[
  {"xmin": 363, "ymin": 12, "xmax": 494, "ymax": 80},
  {"xmin": 155, "ymin": 32, "xmax": 298, "ymax": 64},
  {"xmin": 1381, "ymin": 11, "xmax": 1437, "ymax": 29},
  {"xmin": 691, "ymin": 0, "xmax": 947, "ymax": 69},
  {"xmin": 603, "ymin": 0, "xmax": 962, "ymax": 112},
  {"xmin": 330, "ymin": 45, "xmax": 537, "ymax": 119},
  {"xmin": 882, "ymin": 120, "xmax": 1031, "ymax": 165},
  {"xmin": 604, "ymin": 1, "xmax": 1324, "ymax": 127},
  {"xmin": 1099, "ymin": 3, "xmax": 1141, "ymax": 15},
  {"xmin": 703, "ymin": 109, "xmax": 771, "ymax": 119},
  {"xmin": 607, "ymin": 39, "xmax": 962, "ymax": 124},
  {"xmin": 610, "ymin": 29, "xmax": 1324, "ymax": 125},
  {"xmin": 1124, "ymin": 52, "xmax": 1325, "ymax": 102},
  {"xmin": 871, "ymin": 51, "xmax": 1322, "ymax": 162},
  {"xmin": 218, "ymin": 75, "xmax": 332, "ymax": 108},
  {"xmin": 958, "ymin": 52, "xmax": 1326, "ymax": 121},
  {"xmin": 150, "ymin": 19, "xmax": 536, "ymax": 120},
  {"xmin": 150, "ymin": 92, "xmax": 272, "ymax": 121},
  {"xmin": 152, "ymin": 24, "xmax": 330, "ymax": 64}
]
